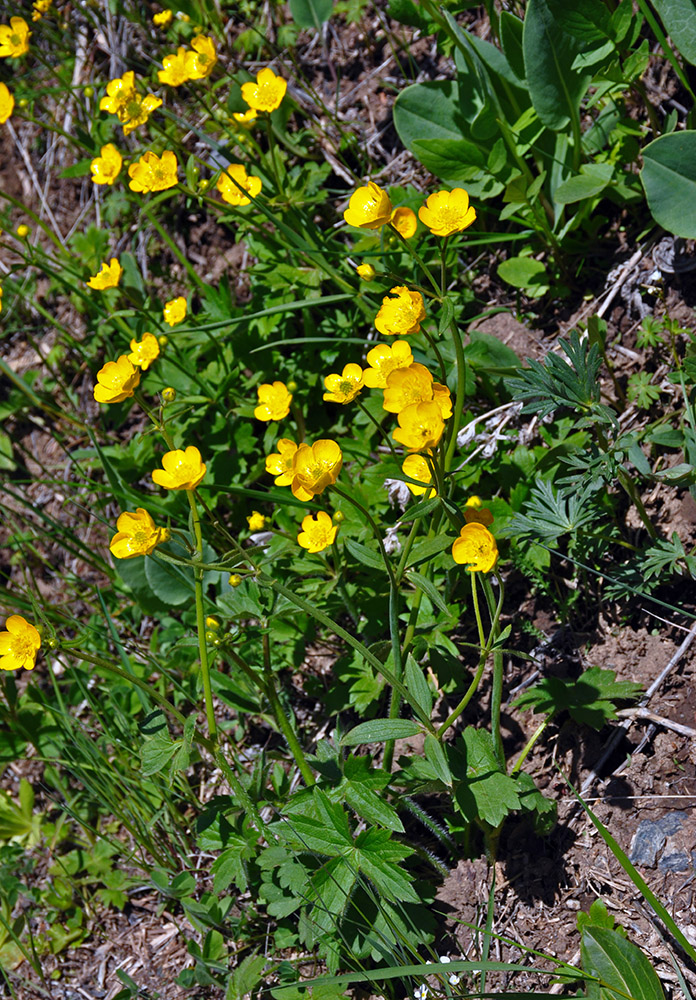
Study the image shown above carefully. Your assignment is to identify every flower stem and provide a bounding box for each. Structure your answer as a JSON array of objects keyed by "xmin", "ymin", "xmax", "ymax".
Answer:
[
  {"xmin": 435, "ymin": 573, "xmax": 487, "ymax": 739},
  {"xmin": 482, "ymin": 572, "xmax": 505, "ymax": 769},
  {"xmin": 261, "ymin": 627, "xmax": 315, "ymax": 785},
  {"xmin": 186, "ymin": 489, "xmax": 217, "ymax": 742},
  {"xmin": 443, "ymin": 315, "xmax": 468, "ymax": 473},
  {"xmin": 388, "ymin": 223, "xmax": 441, "ymax": 296}
]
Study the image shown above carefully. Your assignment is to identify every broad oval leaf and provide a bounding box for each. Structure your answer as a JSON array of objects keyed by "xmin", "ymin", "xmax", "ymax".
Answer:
[
  {"xmin": 522, "ymin": 0, "xmax": 593, "ymax": 129},
  {"xmin": 651, "ymin": 0, "xmax": 696, "ymax": 64},
  {"xmin": 581, "ymin": 926, "xmax": 664, "ymax": 1000},
  {"xmin": 341, "ymin": 719, "xmax": 422, "ymax": 746},
  {"xmin": 641, "ymin": 131, "xmax": 696, "ymax": 238},
  {"xmin": 554, "ymin": 162, "xmax": 614, "ymax": 204},
  {"xmin": 289, "ymin": 0, "xmax": 333, "ymax": 29}
]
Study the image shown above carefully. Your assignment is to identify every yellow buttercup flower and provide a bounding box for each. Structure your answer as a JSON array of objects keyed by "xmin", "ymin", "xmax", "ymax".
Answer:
[
  {"xmin": 153, "ymin": 9, "xmax": 173, "ymax": 26},
  {"xmin": 255, "ymin": 381, "xmax": 292, "ymax": 421},
  {"xmin": 432, "ymin": 382, "xmax": 453, "ymax": 419},
  {"xmin": 93, "ymin": 355, "xmax": 140, "ymax": 404},
  {"xmin": 266, "ymin": 439, "xmax": 298, "ymax": 486},
  {"xmin": 32, "ymin": 0, "xmax": 53, "ymax": 21},
  {"xmin": 464, "ymin": 505, "xmax": 494, "ymax": 526},
  {"xmin": 17, "ymin": 224, "xmax": 29, "ymax": 238},
  {"xmin": 363, "ymin": 341, "xmax": 413, "ymax": 390},
  {"xmin": 356, "ymin": 263, "xmax": 376, "ymax": 281},
  {"xmin": 452, "ymin": 522, "xmax": 498, "ymax": 573},
  {"xmin": 290, "ymin": 440, "xmax": 343, "ymax": 501},
  {"xmin": 323, "ymin": 363, "xmax": 364, "ymax": 404},
  {"xmin": 465, "ymin": 495, "xmax": 482, "ymax": 508},
  {"xmin": 109, "ymin": 508, "xmax": 170, "ymax": 559},
  {"xmin": 0, "ymin": 286, "xmax": 3, "ymax": 313},
  {"xmin": 382, "ymin": 363, "xmax": 434, "ymax": 413},
  {"xmin": 392, "ymin": 401, "xmax": 445, "ymax": 452},
  {"xmin": 128, "ymin": 150, "xmax": 179, "ymax": 193},
  {"xmin": 402, "ymin": 454, "xmax": 436, "ymax": 497},
  {"xmin": 0, "ymin": 82, "xmax": 14, "ymax": 123},
  {"xmin": 298, "ymin": 511, "xmax": 338, "ymax": 554},
  {"xmin": 90, "ymin": 143, "xmax": 122, "ymax": 185},
  {"xmin": 343, "ymin": 181, "xmax": 392, "ymax": 230},
  {"xmin": 0, "ymin": 615, "xmax": 40, "ymax": 671},
  {"xmin": 87, "ymin": 258, "xmax": 122, "ymax": 290},
  {"xmin": 375, "ymin": 286, "xmax": 426, "ymax": 337},
  {"xmin": 152, "ymin": 446, "xmax": 206, "ymax": 491},
  {"xmin": 419, "ymin": 188, "xmax": 476, "ymax": 237},
  {"xmin": 163, "ymin": 296, "xmax": 187, "ymax": 326},
  {"xmin": 247, "ymin": 510, "xmax": 266, "ymax": 531},
  {"xmin": 241, "ymin": 67, "xmax": 287, "ymax": 112},
  {"xmin": 390, "ymin": 206, "xmax": 417, "ymax": 238},
  {"xmin": 217, "ymin": 163, "xmax": 262, "ymax": 206},
  {"xmin": 128, "ymin": 332, "xmax": 160, "ymax": 371},
  {"xmin": 99, "ymin": 71, "xmax": 162, "ymax": 135},
  {"xmin": 158, "ymin": 47, "xmax": 190, "ymax": 86},
  {"xmin": 0, "ymin": 17, "xmax": 31, "ymax": 58},
  {"xmin": 185, "ymin": 35, "xmax": 217, "ymax": 80},
  {"xmin": 231, "ymin": 108, "xmax": 258, "ymax": 128}
]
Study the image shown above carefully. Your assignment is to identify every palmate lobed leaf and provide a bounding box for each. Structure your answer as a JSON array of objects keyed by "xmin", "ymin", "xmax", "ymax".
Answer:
[{"xmin": 514, "ymin": 667, "xmax": 642, "ymax": 728}]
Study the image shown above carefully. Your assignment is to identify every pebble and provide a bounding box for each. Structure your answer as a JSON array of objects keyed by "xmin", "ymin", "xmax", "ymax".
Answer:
[
  {"xmin": 659, "ymin": 852, "xmax": 691, "ymax": 873},
  {"xmin": 628, "ymin": 820, "xmax": 666, "ymax": 867}
]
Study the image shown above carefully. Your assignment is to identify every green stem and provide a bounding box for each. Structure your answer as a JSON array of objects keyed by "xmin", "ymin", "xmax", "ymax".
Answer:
[
  {"xmin": 383, "ymin": 578, "xmax": 405, "ymax": 772},
  {"xmin": 482, "ymin": 574, "xmax": 505, "ymax": 769},
  {"xmin": 262, "ymin": 627, "xmax": 315, "ymax": 785},
  {"xmin": 443, "ymin": 316, "xmax": 468, "ymax": 472},
  {"xmin": 388, "ymin": 223, "xmax": 441, "ymax": 296},
  {"xmin": 436, "ymin": 573, "xmax": 487, "ymax": 739},
  {"xmin": 258, "ymin": 574, "xmax": 435, "ymax": 730},
  {"xmin": 356, "ymin": 399, "xmax": 401, "ymax": 464},
  {"xmin": 142, "ymin": 205, "xmax": 207, "ymax": 290},
  {"xmin": 510, "ymin": 718, "xmax": 549, "ymax": 775},
  {"xmin": 440, "ymin": 236, "xmax": 449, "ymax": 297},
  {"xmin": 331, "ymin": 484, "xmax": 396, "ymax": 588},
  {"xmin": 186, "ymin": 489, "xmax": 217, "ymax": 741},
  {"xmin": 616, "ymin": 467, "xmax": 658, "ymax": 539}
]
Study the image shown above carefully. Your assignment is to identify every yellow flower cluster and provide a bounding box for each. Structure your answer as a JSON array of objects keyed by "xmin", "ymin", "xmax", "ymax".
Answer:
[
  {"xmin": 99, "ymin": 71, "xmax": 162, "ymax": 135},
  {"xmin": 157, "ymin": 35, "xmax": 217, "ymax": 86},
  {"xmin": 265, "ymin": 438, "xmax": 342, "ymax": 502},
  {"xmin": 343, "ymin": 180, "xmax": 476, "ymax": 238}
]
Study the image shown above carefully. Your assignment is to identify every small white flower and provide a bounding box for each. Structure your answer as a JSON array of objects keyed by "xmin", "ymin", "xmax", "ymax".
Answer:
[
  {"xmin": 449, "ymin": 973, "xmax": 461, "ymax": 986},
  {"xmin": 414, "ymin": 986, "xmax": 429, "ymax": 1000},
  {"xmin": 383, "ymin": 478, "xmax": 411, "ymax": 511},
  {"xmin": 383, "ymin": 522, "xmax": 402, "ymax": 555}
]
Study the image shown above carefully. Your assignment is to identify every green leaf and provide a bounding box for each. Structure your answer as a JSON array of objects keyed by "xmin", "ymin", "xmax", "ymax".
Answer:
[
  {"xmin": 340, "ymin": 756, "xmax": 404, "ymax": 832},
  {"xmin": 497, "ymin": 256, "xmax": 549, "ymax": 294},
  {"xmin": 344, "ymin": 537, "xmax": 384, "ymax": 571},
  {"xmin": 554, "ymin": 162, "xmax": 614, "ymax": 204},
  {"xmin": 651, "ymin": 0, "xmax": 696, "ymax": 64},
  {"xmin": 641, "ymin": 131, "xmax": 696, "ymax": 238},
  {"xmin": 581, "ymin": 926, "xmax": 664, "ymax": 1000},
  {"xmin": 404, "ymin": 653, "xmax": 434, "ymax": 717},
  {"xmin": 424, "ymin": 734, "xmax": 452, "ymax": 787},
  {"xmin": 407, "ymin": 571, "xmax": 450, "ymax": 616},
  {"xmin": 522, "ymin": 0, "xmax": 593, "ymax": 129},
  {"xmin": 454, "ymin": 728, "xmax": 520, "ymax": 828},
  {"xmin": 144, "ymin": 552, "xmax": 193, "ymax": 606},
  {"xmin": 289, "ymin": 0, "xmax": 333, "ymax": 28},
  {"xmin": 341, "ymin": 719, "xmax": 422, "ymax": 746},
  {"xmin": 544, "ymin": 0, "xmax": 613, "ymax": 41},
  {"xmin": 514, "ymin": 666, "xmax": 642, "ymax": 728},
  {"xmin": 141, "ymin": 732, "xmax": 179, "ymax": 776},
  {"xmin": 406, "ymin": 535, "xmax": 452, "ymax": 568},
  {"xmin": 226, "ymin": 954, "xmax": 267, "ymax": 1000}
]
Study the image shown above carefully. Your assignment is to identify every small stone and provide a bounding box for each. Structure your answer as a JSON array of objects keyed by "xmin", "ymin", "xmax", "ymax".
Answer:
[
  {"xmin": 629, "ymin": 820, "xmax": 666, "ymax": 867},
  {"xmin": 656, "ymin": 810, "xmax": 687, "ymax": 835},
  {"xmin": 659, "ymin": 851, "xmax": 691, "ymax": 873}
]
